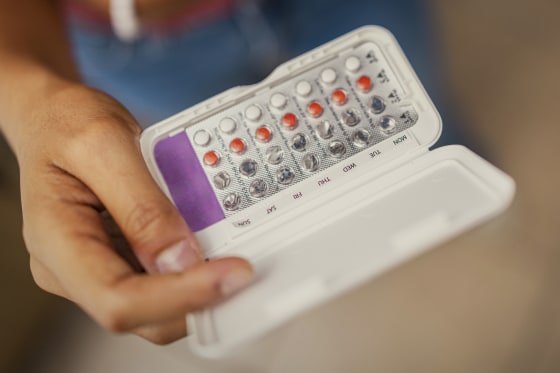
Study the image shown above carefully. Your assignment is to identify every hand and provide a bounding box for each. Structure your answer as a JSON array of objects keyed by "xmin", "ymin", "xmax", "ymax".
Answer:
[{"xmin": 16, "ymin": 82, "xmax": 253, "ymax": 344}]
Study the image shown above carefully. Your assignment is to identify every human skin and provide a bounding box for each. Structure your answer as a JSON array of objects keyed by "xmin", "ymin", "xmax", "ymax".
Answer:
[{"xmin": 0, "ymin": 0, "xmax": 253, "ymax": 345}]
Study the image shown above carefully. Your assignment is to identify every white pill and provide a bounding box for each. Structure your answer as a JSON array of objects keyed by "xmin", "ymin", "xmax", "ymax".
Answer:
[
  {"xmin": 193, "ymin": 130, "xmax": 211, "ymax": 146},
  {"xmin": 320, "ymin": 68, "xmax": 337, "ymax": 84},
  {"xmin": 245, "ymin": 105, "xmax": 262, "ymax": 121},
  {"xmin": 295, "ymin": 80, "xmax": 312, "ymax": 97},
  {"xmin": 269, "ymin": 92, "xmax": 287, "ymax": 109},
  {"xmin": 219, "ymin": 117, "xmax": 237, "ymax": 134},
  {"xmin": 345, "ymin": 56, "xmax": 361, "ymax": 72}
]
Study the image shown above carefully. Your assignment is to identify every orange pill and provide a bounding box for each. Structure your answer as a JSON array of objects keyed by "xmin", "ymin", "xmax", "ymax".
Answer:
[
  {"xmin": 331, "ymin": 89, "xmax": 348, "ymax": 105},
  {"xmin": 203, "ymin": 151, "xmax": 220, "ymax": 167},
  {"xmin": 356, "ymin": 75, "xmax": 373, "ymax": 92},
  {"xmin": 282, "ymin": 113, "xmax": 298, "ymax": 129},
  {"xmin": 229, "ymin": 138, "xmax": 246, "ymax": 154},
  {"xmin": 307, "ymin": 101, "xmax": 323, "ymax": 118},
  {"xmin": 255, "ymin": 126, "xmax": 272, "ymax": 142}
]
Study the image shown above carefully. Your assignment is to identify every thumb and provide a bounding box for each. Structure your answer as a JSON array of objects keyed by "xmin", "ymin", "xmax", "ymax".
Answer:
[{"xmin": 66, "ymin": 118, "xmax": 203, "ymax": 273}]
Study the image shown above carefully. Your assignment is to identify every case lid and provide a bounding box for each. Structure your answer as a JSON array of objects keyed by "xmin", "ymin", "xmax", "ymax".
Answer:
[{"xmin": 187, "ymin": 145, "xmax": 515, "ymax": 357}]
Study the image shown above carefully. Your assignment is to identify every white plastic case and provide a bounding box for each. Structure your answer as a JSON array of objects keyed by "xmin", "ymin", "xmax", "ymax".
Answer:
[{"xmin": 140, "ymin": 26, "xmax": 515, "ymax": 357}]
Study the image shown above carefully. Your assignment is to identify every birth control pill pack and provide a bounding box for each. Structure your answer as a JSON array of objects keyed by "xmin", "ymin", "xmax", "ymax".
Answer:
[{"xmin": 141, "ymin": 26, "xmax": 515, "ymax": 356}]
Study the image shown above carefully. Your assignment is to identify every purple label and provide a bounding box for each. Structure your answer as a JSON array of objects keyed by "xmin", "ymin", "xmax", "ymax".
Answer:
[{"xmin": 154, "ymin": 132, "xmax": 225, "ymax": 232}]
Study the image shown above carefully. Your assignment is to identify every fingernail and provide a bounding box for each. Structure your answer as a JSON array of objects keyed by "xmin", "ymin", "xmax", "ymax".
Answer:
[
  {"xmin": 156, "ymin": 240, "xmax": 201, "ymax": 273},
  {"xmin": 220, "ymin": 268, "xmax": 253, "ymax": 296}
]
